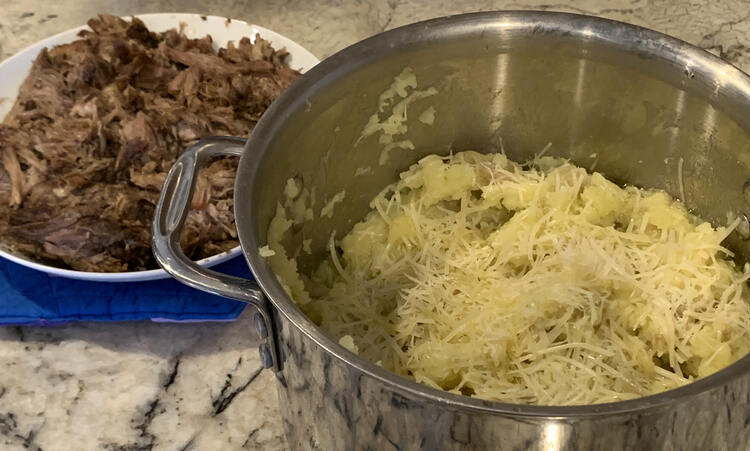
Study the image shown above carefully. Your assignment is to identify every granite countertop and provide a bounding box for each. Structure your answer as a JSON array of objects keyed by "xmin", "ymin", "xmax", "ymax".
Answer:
[{"xmin": 2, "ymin": 0, "xmax": 750, "ymax": 450}]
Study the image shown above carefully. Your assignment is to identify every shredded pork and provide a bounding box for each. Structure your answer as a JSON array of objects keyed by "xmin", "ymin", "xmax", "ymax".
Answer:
[{"xmin": 0, "ymin": 14, "xmax": 300, "ymax": 271}]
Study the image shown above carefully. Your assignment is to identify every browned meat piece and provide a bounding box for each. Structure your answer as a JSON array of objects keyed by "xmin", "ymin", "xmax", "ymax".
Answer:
[{"xmin": 0, "ymin": 14, "xmax": 301, "ymax": 272}]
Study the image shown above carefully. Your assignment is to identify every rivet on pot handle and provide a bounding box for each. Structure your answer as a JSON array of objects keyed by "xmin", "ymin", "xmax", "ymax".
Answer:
[{"xmin": 152, "ymin": 136, "xmax": 280, "ymax": 371}]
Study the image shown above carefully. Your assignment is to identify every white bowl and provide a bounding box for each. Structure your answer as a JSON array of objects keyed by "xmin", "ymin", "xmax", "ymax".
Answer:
[{"xmin": 0, "ymin": 13, "xmax": 319, "ymax": 282}]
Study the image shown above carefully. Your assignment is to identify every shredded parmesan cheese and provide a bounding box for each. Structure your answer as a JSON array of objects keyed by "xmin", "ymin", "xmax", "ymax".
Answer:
[
  {"xmin": 356, "ymin": 67, "xmax": 437, "ymax": 165},
  {"xmin": 678, "ymin": 156, "xmax": 686, "ymax": 203},
  {"xmin": 320, "ymin": 190, "xmax": 346, "ymax": 219},
  {"xmin": 266, "ymin": 150, "xmax": 750, "ymax": 406}
]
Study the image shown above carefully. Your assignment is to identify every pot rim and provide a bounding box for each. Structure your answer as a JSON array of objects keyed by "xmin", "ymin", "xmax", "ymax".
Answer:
[{"xmin": 236, "ymin": 10, "xmax": 750, "ymax": 417}]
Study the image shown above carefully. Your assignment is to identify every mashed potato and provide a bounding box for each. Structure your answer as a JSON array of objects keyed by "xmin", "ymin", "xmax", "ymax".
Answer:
[{"xmin": 265, "ymin": 150, "xmax": 750, "ymax": 405}]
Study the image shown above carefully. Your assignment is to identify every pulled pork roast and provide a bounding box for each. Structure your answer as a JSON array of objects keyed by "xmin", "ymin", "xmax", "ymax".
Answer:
[{"xmin": 0, "ymin": 15, "xmax": 300, "ymax": 272}]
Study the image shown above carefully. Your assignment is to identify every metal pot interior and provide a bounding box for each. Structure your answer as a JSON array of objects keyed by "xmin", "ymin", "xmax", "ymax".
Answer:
[{"xmin": 235, "ymin": 11, "xmax": 750, "ymax": 413}]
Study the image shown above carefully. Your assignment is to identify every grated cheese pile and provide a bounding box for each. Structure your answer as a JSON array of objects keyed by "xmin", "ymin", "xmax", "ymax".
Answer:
[{"xmin": 269, "ymin": 150, "xmax": 750, "ymax": 405}]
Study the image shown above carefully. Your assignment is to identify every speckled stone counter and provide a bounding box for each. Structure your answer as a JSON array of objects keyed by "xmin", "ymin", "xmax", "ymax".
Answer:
[{"xmin": 2, "ymin": 1, "xmax": 750, "ymax": 450}]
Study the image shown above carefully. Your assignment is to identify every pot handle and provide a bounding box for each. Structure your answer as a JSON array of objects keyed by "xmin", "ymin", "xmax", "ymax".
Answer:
[{"xmin": 152, "ymin": 136, "xmax": 280, "ymax": 371}]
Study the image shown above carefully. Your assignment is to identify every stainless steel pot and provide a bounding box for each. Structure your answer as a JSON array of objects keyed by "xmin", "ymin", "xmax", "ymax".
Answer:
[{"xmin": 153, "ymin": 11, "xmax": 750, "ymax": 450}]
